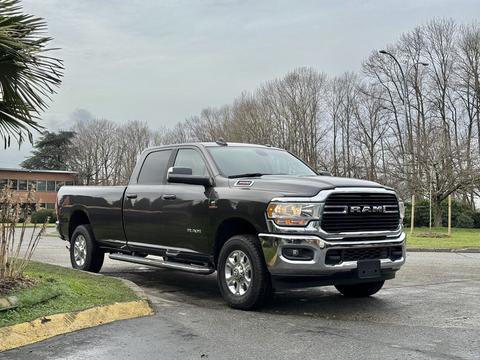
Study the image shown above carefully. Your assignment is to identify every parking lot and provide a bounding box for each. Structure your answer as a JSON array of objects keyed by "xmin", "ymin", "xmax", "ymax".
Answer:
[{"xmin": 2, "ymin": 232, "xmax": 480, "ymax": 359}]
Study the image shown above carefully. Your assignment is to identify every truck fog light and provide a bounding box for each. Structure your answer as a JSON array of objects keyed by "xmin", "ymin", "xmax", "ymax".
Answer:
[{"xmin": 282, "ymin": 247, "xmax": 314, "ymax": 261}]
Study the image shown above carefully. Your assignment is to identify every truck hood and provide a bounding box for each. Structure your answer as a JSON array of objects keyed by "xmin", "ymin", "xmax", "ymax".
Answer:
[{"xmin": 230, "ymin": 175, "xmax": 389, "ymax": 197}]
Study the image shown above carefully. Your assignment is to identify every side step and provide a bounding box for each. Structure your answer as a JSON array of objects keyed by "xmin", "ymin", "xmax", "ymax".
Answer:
[{"xmin": 109, "ymin": 253, "xmax": 215, "ymax": 275}]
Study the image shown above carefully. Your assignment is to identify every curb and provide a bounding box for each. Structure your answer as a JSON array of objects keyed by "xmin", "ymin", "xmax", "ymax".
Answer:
[
  {"xmin": 119, "ymin": 278, "xmax": 151, "ymax": 301},
  {"xmin": 0, "ymin": 281, "xmax": 153, "ymax": 352},
  {"xmin": 407, "ymin": 248, "xmax": 480, "ymax": 253}
]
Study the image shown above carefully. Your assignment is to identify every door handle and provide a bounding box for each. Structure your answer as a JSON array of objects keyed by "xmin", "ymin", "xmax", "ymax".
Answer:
[
  {"xmin": 162, "ymin": 194, "xmax": 176, "ymax": 200},
  {"xmin": 126, "ymin": 193, "xmax": 137, "ymax": 199}
]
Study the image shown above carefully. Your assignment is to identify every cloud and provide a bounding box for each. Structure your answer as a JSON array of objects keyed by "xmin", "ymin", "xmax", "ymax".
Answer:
[{"xmin": 9, "ymin": 0, "xmax": 480, "ymax": 170}]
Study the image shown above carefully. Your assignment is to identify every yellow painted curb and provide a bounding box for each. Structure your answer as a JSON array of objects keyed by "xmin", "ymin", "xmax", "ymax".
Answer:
[{"xmin": 0, "ymin": 299, "xmax": 153, "ymax": 352}]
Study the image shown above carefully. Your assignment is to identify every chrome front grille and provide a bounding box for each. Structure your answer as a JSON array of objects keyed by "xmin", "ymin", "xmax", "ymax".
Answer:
[{"xmin": 321, "ymin": 193, "xmax": 400, "ymax": 233}]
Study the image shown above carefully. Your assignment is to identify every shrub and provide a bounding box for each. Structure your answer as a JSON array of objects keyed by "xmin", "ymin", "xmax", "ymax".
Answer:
[
  {"xmin": 405, "ymin": 199, "xmax": 480, "ymax": 228},
  {"xmin": 455, "ymin": 213, "xmax": 475, "ymax": 228},
  {"xmin": 31, "ymin": 209, "xmax": 57, "ymax": 224},
  {"xmin": 472, "ymin": 212, "xmax": 480, "ymax": 228},
  {"xmin": 404, "ymin": 200, "xmax": 430, "ymax": 227},
  {"xmin": 1, "ymin": 187, "xmax": 48, "ymax": 280}
]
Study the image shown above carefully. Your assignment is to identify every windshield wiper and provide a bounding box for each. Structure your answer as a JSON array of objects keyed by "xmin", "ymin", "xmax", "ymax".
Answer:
[{"xmin": 228, "ymin": 173, "xmax": 271, "ymax": 179}]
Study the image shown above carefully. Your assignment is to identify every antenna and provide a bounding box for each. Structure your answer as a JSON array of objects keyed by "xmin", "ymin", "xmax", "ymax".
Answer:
[{"xmin": 215, "ymin": 138, "xmax": 227, "ymax": 146}]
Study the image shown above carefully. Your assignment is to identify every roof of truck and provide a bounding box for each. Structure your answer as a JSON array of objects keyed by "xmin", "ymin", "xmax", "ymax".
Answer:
[{"xmin": 143, "ymin": 142, "xmax": 283, "ymax": 153}]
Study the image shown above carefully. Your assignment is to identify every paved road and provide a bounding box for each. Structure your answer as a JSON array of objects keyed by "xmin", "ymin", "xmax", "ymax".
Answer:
[{"xmin": 2, "ymin": 231, "xmax": 480, "ymax": 359}]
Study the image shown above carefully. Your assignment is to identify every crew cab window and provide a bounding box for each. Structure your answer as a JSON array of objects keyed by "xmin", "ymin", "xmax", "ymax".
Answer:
[
  {"xmin": 174, "ymin": 149, "xmax": 208, "ymax": 176},
  {"xmin": 137, "ymin": 150, "xmax": 172, "ymax": 184}
]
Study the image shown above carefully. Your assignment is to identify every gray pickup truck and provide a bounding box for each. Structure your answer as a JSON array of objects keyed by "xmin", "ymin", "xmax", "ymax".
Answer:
[{"xmin": 57, "ymin": 142, "xmax": 406, "ymax": 309}]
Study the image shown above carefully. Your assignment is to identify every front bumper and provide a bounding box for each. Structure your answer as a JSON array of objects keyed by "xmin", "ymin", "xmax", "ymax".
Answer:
[{"xmin": 260, "ymin": 232, "xmax": 406, "ymax": 277}]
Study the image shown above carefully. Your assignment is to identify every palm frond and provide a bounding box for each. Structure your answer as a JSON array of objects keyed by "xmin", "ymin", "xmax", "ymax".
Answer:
[{"xmin": 0, "ymin": 0, "xmax": 63, "ymax": 147}]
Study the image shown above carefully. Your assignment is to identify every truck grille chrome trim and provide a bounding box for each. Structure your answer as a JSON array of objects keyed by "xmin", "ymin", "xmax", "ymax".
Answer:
[{"xmin": 321, "ymin": 192, "xmax": 400, "ymax": 233}]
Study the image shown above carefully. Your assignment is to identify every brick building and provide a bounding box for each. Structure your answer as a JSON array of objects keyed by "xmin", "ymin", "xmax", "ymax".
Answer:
[{"xmin": 0, "ymin": 168, "xmax": 77, "ymax": 209}]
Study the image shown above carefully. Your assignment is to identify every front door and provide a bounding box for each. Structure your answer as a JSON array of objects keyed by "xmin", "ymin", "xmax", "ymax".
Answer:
[
  {"xmin": 123, "ymin": 148, "xmax": 173, "ymax": 252},
  {"xmin": 160, "ymin": 147, "xmax": 212, "ymax": 254}
]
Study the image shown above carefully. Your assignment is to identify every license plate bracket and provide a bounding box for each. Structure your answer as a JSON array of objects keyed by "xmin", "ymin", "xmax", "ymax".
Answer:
[{"xmin": 357, "ymin": 260, "xmax": 381, "ymax": 279}]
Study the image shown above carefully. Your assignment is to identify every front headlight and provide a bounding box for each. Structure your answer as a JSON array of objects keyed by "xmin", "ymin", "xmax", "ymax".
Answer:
[{"xmin": 266, "ymin": 202, "xmax": 321, "ymax": 226}]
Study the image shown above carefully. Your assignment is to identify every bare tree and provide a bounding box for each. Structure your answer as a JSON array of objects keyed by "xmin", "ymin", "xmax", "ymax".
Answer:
[{"xmin": 64, "ymin": 18, "xmax": 480, "ymax": 222}]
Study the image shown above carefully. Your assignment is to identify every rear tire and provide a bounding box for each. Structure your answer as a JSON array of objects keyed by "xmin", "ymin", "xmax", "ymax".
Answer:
[
  {"xmin": 70, "ymin": 224, "xmax": 104, "ymax": 273},
  {"xmin": 335, "ymin": 280, "xmax": 385, "ymax": 297},
  {"xmin": 217, "ymin": 234, "xmax": 272, "ymax": 310}
]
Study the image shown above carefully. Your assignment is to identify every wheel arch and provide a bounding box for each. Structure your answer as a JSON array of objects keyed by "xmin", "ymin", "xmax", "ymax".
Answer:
[
  {"xmin": 213, "ymin": 217, "xmax": 259, "ymax": 268},
  {"xmin": 68, "ymin": 210, "xmax": 91, "ymax": 241}
]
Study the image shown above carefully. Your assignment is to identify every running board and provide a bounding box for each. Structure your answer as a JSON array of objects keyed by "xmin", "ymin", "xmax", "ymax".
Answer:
[{"xmin": 109, "ymin": 253, "xmax": 215, "ymax": 275}]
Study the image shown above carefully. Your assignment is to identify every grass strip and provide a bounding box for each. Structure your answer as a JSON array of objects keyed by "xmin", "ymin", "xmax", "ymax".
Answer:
[
  {"xmin": 0, "ymin": 261, "xmax": 138, "ymax": 327},
  {"xmin": 406, "ymin": 227, "xmax": 480, "ymax": 249}
]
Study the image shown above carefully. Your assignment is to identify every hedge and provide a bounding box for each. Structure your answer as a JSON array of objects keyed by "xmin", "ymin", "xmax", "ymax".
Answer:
[
  {"xmin": 30, "ymin": 209, "xmax": 57, "ymax": 224},
  {"xmin": 404, "ymin": 199, "xmax": 480, "ymax": 228}
]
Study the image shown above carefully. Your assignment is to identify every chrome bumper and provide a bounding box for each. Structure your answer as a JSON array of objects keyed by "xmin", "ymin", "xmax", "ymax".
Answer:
[{"xmin": 260, "ymin": 232, "xmax": 406, "ymax": 276}]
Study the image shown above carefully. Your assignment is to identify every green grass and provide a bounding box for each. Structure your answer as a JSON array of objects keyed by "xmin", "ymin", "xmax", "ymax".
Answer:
[
  {"xmin": 406, "ymin": 227, "xmax": 480, "ymax": 249},
  {"xmin": 0, "ymin": 261, "xmax": 138, "ymax": 327}
]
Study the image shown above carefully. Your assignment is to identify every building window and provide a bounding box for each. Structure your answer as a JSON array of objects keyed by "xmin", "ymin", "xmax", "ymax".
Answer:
[
  {"xmin": 27, "ymin": 180, "xmax": 35, "ymax": 190},
  {"xmin": 45, "ymin": 203, "xmax": 55, "ymax": 209},
  {"xmin": 47, "ymin": 180, "xmax": 56, "ymax": 192},
  {"xmin": 18, "ymin": 180, "xmax": 27, "ymax": 191},
  {"xmin": 65, "ymin": 181, "xmax": 74, "ymax": 186},
  {"xmin": 9, "ymin": 179, "xmax": 18, "ymax": 190},
  {"xmin": 36, "ymin": 180, "xmax": 47, "ymax": 192},
  {"xmin": 56, "ymin": 181, "xmax": 65, "ymax": 191},
  {"xmin": 0, "ymin": 179, "xmax": 7, "ymax": 189}
]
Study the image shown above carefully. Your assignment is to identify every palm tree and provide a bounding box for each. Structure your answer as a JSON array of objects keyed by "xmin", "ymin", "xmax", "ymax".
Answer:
[{"xmin": 0, "ymin": 0, "xmax": 63, "ymax": 147}]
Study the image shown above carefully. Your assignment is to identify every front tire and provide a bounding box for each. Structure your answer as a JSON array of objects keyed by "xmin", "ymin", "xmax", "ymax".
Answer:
[
  {"xmin": 335, "ymin": 280, "xmax": 385, "ymax": 297},
  {"xmin": 217, "ymin": 234, "xmax": 272, "ymax": 310},
  {"xmin": 70, "ymin": 224, "xmax": 104, "ymax": 273}
]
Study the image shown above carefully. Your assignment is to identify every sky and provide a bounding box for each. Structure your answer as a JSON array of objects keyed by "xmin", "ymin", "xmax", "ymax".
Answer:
[{"xmin": 2, "ymin": 0, "xmax": 480, "ymax": 167}]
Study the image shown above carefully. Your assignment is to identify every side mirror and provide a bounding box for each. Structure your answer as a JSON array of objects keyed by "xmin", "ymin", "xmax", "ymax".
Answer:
[
  {"xmin": 167, "ymin": 167, "xmax": 212, "ymax": 186},
  {"xmin": 318, "ymin": 170, "xmax": 332, "ymax": 176}
]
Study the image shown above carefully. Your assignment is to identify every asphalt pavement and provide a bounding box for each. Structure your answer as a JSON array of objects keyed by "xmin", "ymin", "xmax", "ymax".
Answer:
[{"xmin": 1, "ymin": 230, "xmax": 479, "ymax": 359}]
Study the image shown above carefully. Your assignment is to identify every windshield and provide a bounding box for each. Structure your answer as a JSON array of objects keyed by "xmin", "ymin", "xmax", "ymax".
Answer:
[{"xmin": 207, "ymin": 146, "xmax": 317, "ymax": 178}]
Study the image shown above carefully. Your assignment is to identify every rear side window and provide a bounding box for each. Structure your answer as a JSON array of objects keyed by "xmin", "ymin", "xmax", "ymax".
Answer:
[{"xmin": 137, "ymin": 150, "xmax": 172, "ymax": 184}]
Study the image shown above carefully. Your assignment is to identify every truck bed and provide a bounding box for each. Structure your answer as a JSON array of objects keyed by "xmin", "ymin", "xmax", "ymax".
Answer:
[{"xmin": 57, "ymin": 185, "xmax": 127, "ymax": 243}]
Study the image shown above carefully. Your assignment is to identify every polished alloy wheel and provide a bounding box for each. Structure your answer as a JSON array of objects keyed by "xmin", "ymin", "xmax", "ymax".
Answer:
[
  {"xmin": 224, "ymin": 250, "xmax": 252, "ymax": 296},
  {"xmin": 73, "ymin": 234, "xmax": 87, "ymax": 267}
]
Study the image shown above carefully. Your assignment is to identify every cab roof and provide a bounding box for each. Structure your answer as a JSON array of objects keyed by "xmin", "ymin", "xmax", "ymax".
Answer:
[{"xmin": 143, "ymin": 142, "xmax": 283, "ymax": 153}]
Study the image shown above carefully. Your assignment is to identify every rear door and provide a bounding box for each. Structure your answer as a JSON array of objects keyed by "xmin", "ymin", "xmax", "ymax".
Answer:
[{"xmin": 123, "ymin": 148, "xmax": 173, "ymax": 251}]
